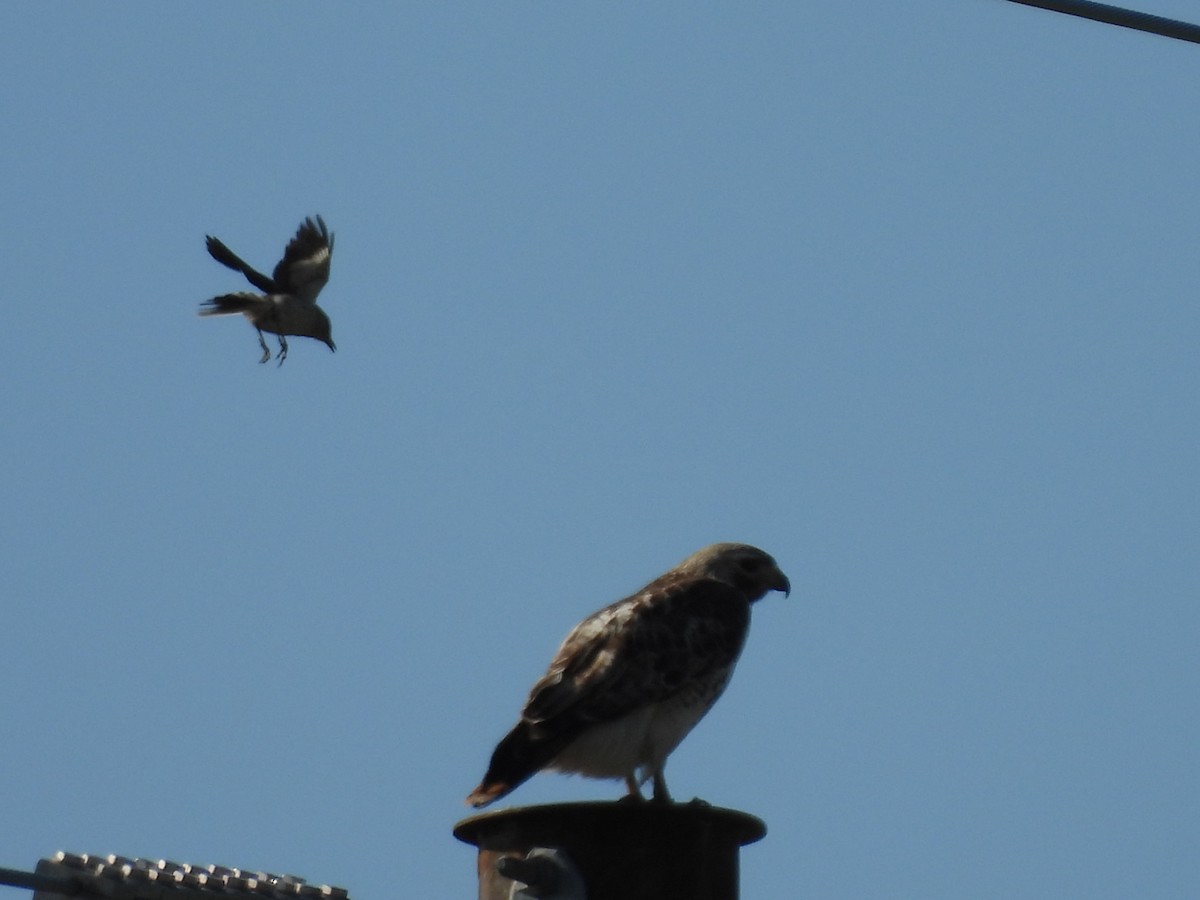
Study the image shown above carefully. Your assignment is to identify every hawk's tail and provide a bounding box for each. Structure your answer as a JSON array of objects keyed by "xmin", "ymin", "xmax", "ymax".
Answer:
[
  {"xmin": 199, "ymin": 292, "xmax": 261, "ymax": 317},
  {"xmin": 466, "ymin": 722, "xmax": 560, "ymax": 808}
]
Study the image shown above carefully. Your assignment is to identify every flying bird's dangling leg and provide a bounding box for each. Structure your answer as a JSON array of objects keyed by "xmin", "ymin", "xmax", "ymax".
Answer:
[
  {"xmin": 255, "ymin": 329, "xmax": 271, "ymax": 365},
  {"xmin": 275, "ymin": 335, "xmax": 289, "ymax": 367}
]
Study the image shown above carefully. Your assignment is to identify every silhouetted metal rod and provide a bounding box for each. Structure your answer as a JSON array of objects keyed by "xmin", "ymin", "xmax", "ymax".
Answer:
[
  {"xmin": 1000, "ymin": 0, "xmax": 1200, "ymax": 44},
  {"xmin": 0, "ymin": 867, "xmax": 79, "ymax": 896}
]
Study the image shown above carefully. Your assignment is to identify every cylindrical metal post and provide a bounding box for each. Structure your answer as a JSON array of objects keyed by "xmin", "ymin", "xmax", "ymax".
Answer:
[{"xmin": 454, "ymin": 802, "xmax": 766, "ymax": 900}]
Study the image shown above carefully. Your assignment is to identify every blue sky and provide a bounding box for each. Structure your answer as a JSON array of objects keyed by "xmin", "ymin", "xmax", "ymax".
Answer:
[{"xmin": 1, "ymin": 2, "xmax": 1197, "ymax": 897}]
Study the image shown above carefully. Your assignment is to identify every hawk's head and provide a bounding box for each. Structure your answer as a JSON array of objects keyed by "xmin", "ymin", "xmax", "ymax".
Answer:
[{"xmin": 676, "ymin": 542, "xmax": 790, "ymax": 602}]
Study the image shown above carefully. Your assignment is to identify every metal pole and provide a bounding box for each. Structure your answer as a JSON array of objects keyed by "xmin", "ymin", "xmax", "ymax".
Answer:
[
  {"xmin": 454, "ymin": 802, "xmax": 767, "ymax": 900},
  {"xmin": 998, "ymin": 0, "xmax": 1200, "ymax": 44}
]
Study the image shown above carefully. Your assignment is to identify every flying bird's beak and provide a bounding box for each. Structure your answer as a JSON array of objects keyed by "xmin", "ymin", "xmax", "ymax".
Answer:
[{"xmin": 326, "ymin": 341, "xmax": 337, "ymax": 352}]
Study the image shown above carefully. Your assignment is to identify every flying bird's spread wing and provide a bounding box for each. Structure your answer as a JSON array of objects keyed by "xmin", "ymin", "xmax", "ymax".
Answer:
[
  {"xmin": 205, "ymin": 236, "xmax": 278, "ymax": 294},
  {"xmin": 272, "ymin": 215, "xmax": 333, "ymax": 305},
  {"xmin": 467, "ymin": 542, "xmax": 790, "ymax": 808}
]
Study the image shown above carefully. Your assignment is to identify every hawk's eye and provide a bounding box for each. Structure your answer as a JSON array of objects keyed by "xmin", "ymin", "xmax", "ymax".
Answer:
[{"xmin": 738, "ymin": 558, "xmax": 759, "ymax": 572}]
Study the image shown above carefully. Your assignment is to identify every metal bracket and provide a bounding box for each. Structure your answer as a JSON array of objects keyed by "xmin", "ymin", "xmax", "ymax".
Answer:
[{"xmin": 496, "ymin": 848, "xmax": 585, "ymax": 900}]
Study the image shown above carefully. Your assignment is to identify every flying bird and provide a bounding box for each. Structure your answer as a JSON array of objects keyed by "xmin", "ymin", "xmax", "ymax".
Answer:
[
  {"xmin": 200, "ymin": 216, "xmax": 336, "ymax": 365},
  {"xmin": 466, "ymin": 542, "xmax": 790, "ymax": 808}
]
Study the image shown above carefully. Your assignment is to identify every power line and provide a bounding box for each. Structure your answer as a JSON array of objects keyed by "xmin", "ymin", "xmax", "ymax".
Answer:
[{"xmin": 999, "ymin": 0, "xmax": 1200, "ymax": 44}]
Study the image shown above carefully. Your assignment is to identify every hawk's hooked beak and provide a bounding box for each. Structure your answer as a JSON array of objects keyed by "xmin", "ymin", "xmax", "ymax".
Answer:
[{"xmin": 774, "ymin": 569, "xmax": 792, "ymax": 598}]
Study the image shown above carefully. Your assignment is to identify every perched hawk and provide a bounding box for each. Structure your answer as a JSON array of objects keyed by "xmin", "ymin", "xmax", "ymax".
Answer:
[
  {"xmin": 200, "ymin": 216, "xmax": 336, "ymax": 365},
  {"xmin": 466, "ymin": 542, "xmax": 790, "ymax": 808}
]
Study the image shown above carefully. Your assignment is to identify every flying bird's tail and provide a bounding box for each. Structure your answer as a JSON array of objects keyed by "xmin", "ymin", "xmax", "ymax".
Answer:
[
  {"xmin": 198, "ymin": 292, "xmax": 262, "ymax": 316},
  {"xmin": 466, "ymin": 722, "xmax": 562, "ymax": 808}
]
